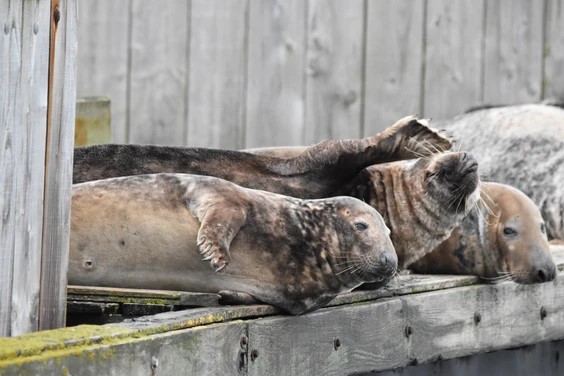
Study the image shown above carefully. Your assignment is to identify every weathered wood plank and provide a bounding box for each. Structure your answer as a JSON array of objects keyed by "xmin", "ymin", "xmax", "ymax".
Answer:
[
  {"xmin": 0, "ymin": 0, "xmax": 51, "ymax": 337},
  {"xmin": 39, "ymin": 0, "xmax": 78, "ymax": 331},
  {"xmin": 423, "ymin": 0, "xmax": 485, "ymax": 119},
  {"xmin": 128, "ymin": 1, "xmax": 189, "ymax": 145},
  {"xmin": 76, "ymin": 0, "xmax": 130, "ymax": 143},
  {"xmin": 363, "ymin": 0, "xmax": 425, "ymax": 136},
  {"xmin": 483, "ymin": 0, "xmax": 544, "ymax": 104},
  {"xmin": 245, "ymin": 0, "xmax": 306, "ymax": 147},
  {"xmin": 186, "ymin": 0, "xmax": 248, "ymax": 149},
  {"xmin": 544, "ymin": 0, "xmax": 564, "ymax": 100},
  {"xmin": 304, "ymin": 0, "xmax": 364, "ymax": 143},
  {"xmin": 74, "ymin": 96, "xmax": 111, "ymax": 146}
]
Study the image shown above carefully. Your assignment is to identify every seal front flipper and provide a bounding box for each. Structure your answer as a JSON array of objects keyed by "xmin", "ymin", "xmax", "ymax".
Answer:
[
  {"xmin": 194, "ymin": 205, "xmax": 248, "ymax": 272},
  {"xmin": 218, "ymin": 290, "xmax": 260, "ymax": 305}
]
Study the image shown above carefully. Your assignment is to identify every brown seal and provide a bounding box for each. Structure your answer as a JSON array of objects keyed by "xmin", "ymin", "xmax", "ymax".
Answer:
[
  {"xmin": 434, "ymin": 104, "xmax": 564, "ymax": 240},
  {"xmin": 73, "ymin": 116, "xmax": 452, "ymax": 199},
  {"xmin": 244, "ymin": 147, "xmax": 482, "ymax": 269},
  {"xmin": 68, "ymin": 173, "xmax": 397, "ymax": 315},
  {"xmin": 410, "ymin": 182, "xmax": 557, "ymax": 284}
]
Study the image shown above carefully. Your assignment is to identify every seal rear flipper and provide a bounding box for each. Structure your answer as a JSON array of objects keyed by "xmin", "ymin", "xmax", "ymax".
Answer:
[
  {"xmin": 218, "ymin": 290, "xmax": 260, "ymax": 305},
  {"xmin": 193, "ymin": 205, "xmax": 248, "ymax": 272}
]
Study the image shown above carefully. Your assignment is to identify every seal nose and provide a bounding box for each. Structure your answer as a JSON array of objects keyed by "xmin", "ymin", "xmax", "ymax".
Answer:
[
  {"xmin": 535, "ymin": 264, "xmax": 557, "ymax": 283},
  {"xmin": 380, "ymin": 250, "xmax": 398, "ymax": 272}
]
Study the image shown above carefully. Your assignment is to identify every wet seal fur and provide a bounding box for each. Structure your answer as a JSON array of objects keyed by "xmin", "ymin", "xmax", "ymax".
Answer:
[
  {"xmin": 411, "ymin": 182, "xmax": 557, "ymax": 284},
  {"xmin": 245, "ymin": 147, "xmax": 482, "ymax": 269},
  {"xmin": 435, "ymin": 104, "xmax": 564, "ymax": 240},
  {"xmin": 73, "ymin": 116, "xmax": 452, "ymax": 199},
  {"xmin": 69, "ymin": 173, "xmax": 397, "ymax": 314}
]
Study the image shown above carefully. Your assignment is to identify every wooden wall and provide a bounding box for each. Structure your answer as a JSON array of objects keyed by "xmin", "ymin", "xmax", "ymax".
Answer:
[
  {"xmin": 0, "ymin": 0, "xmax": 77, "ymax": 337},
  {"xmin": 76, "ymin": 0, "xmax": 564, "ymax": 148}
]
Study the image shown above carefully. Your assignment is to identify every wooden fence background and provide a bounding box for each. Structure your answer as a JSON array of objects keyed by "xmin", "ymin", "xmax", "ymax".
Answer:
[{"xmin": 76, "ymin": 0, "xmax": 564, "ymax": 149}]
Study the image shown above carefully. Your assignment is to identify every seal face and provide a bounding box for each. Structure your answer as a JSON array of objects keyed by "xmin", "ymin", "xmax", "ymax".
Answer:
[
  {"xmin": 350, "ymin": 151, "xmax": 481, "ymax": 268},
  {"xmin": 73, "ymin": 116, "xmax": 452, "ymax": 199},
  {"xmin": 69, "ymin": 174, "xmax": 397, "ymax": 314},
  {"xmin": 411, "ymin": 182, "xmax": 557, "ymax": 284},
  {"xmin": 435, "ymin": 104, "xmax": 564, "ymax": 240}
]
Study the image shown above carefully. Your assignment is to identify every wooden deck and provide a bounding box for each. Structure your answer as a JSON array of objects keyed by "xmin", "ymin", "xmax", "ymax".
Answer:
[{"xmin": 1, "ymin": 246, "xmax": 563, "ymax": 375}]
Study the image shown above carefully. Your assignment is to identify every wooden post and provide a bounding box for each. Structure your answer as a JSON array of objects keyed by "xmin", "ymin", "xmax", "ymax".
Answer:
[{"xmin": 0, "ymin": 0, "xmax": 77, "ymax": 337}]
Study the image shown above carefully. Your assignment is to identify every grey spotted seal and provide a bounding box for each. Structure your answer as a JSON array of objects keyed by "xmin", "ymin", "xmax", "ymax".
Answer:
[
  {"xmin": 68, "ymin": 173, "xmax": 397, "ymax": 315},
  {"xmin": 435, "ymin": 104, "xmax": 564, "ymax": 240},
  {"xmin": 410, "ymin": 182, "xmax": 557, "ymax": 284},
  {"xmin": 244, "ymin": 147, "xmax": 482, "ymax": 269},
  {"xmin": 73, "ymin": 116, "xmax": 452, "ymax": 199}
]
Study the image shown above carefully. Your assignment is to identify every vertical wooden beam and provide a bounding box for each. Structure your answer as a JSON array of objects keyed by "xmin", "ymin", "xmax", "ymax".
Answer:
[
  {"xmin": 423, "ymin": 0, "xmax": 485, "ymax": 119},
  {"xmin": 363, "ymin": 0, "xmax": 425, "ymax": 136},
  {"xmin": 483, "ymin": 0, "xmax": 544, "ymax": 104},
  {"xmin": 186, "ymin": 0, "xmax": 248, "ymax": 149},
  {"xmin": 76, "ymin": 0, "xmax": 130, "ymax": 144},
  {"xmin": 544, "ymin": 0, "xmax": 564, "ymax": 100},
  {"xmin": 0, "ymin": 0, "xmax": 51, "ymax": 337},
  {"xmin": 304, "ymin": 0, "xmax": 364, "ymax": 143},
  {"xmin": 39, "ymin": 0, "xmax": 77, "ymax": 331},
  {"xmin": 128, "ymin": 1, "xmax": 189, "ymax": 145},
  {"xmin": 245, "ymin": 0, "xmax": 306, "ymax": 148}
]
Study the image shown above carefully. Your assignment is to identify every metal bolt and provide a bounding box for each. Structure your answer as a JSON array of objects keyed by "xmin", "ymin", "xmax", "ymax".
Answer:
[
  {"xmin": 540, "ymin": 307, "xmax": 548, "ymax": 320},
  {"xmin": 405, "ymin": 326, "xmax": 413, "ymax": 338},
  {"xmin": 250, "ymin": 349, "xmax": 259, "ymax": 361},
  {"xmin": 474, "ymin": 312, "xmax": 482, "ymax": 325},
  {"xmin": 333, "ymin": 338, "xmax": 341, "ymax": 350}
]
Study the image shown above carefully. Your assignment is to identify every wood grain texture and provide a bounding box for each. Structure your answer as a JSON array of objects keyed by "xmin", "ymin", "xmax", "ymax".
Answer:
[
  {"xmin": 363, "ymin": 0, "xmax": 425, "ymax": 136},
  {"xmin": 544, "ymin": 0, "xmax": 564, "ymax": 100},
  {"xmin": 483, "ymin": 0, "xmax": 544, "ymax": 104},
  {"xmin": 76, "ymin": 0, "xmax": 130, "ymax": 143},
  {"xmin": 423, "ymin": 0, "xmax": 485, "ymax": 119},
  {"xmin": 186, "ymin": 0, "xmax": 248, "ymax": 149},
  {"xmin": 128, "ymin": 1, "xmax": 189, "ymax": 145},
  {"xmin": 0, "ymin": 0, "xmax": 50, "ymax": 337},
  {"xmin": 39, "ymin": 0, "xmax": 78, "ymax": 331},
  {"xmin": 304, "ymin": 0, "xmax": 364, "ymax": 143},
  {"xmin": 245, "ymin": 0, "xmax": 306, "ymax": 147}
]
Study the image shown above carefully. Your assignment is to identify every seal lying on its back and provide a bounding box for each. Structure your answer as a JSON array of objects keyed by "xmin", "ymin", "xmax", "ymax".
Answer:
[
  {"xmin": 69, "ymin": 174, "xmax": 397, "ymax": 315},
  {"xmin": 73, "ymin": 116, "xmax": 452, "ymax": 198},
  {"xmin": 410, "ymin": 182, "xmax": 556, "ymax": 284},
  {"xmin": 244, "ymin": 147, "xmax": 481, "ymax": 269},
  {"xmin": 435, "ymin": 104, "xmax": 564, "ymax": 240}
]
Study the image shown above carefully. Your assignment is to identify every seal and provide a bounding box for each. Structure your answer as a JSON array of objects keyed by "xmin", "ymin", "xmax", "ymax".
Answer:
[
  {"xmin": 410, "ymin": 182, "xmax": 557, "ymax": 284},
  {"xmin": 244, "ymin": 147, "xmax": 482, "ymax": 269},
  {"xmin": 68, "ymin": 173, "xmax": 397, "ymax": 315},
  {"xmin": 73, "ymin": 116, "xmax": 452, "ymax": 199},
  {"xmin": 434, "ymin": 104, "xmax": 564, "ymax": 240}
]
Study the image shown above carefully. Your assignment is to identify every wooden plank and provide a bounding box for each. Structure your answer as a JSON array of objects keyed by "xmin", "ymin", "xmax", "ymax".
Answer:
[
  {"xmin": 544, "ymin": 0, "xmax": 564, "ymax": 100},
  {"xmin": 75, "ymin": 0, "xmax": 130, "ymax": 143},
  {"xmin": 363, "ymin": 0, "xmax": 425, "ymax": 136},
  {"xmin": 245, "ymin": 0, "xmax": 306, "ymax": 147},
  {"xmin": 186, "ymin": 0, "xmax": 248, "ymax": 149},
  {"xmin": 0, "ymin": 0, "xmax": 51, "ymax": 337},
  {"xmin": 74, "ymin": 96, "xmax": 111, "ymax": 146},
  {"xmin": 128, "ymin": 1, "xmax": 189, "ymax": 145},
  {"xmin": 39, "ymin": 0, "xmax": 78, "ymax": 331},
  {"xmin": 483, "ymin": 0, "xmax": 544, "ymax": 104},
  {"xmin": 423, "ymin": 0, "xmax": 485, "ymax": 119},
  {"xmin": 67, "ymin": 285, "xmax": 221, "ymax": 307},
  {"xmin": 304, "ymin": 0, "xmax": 364, "ymax": 143}
]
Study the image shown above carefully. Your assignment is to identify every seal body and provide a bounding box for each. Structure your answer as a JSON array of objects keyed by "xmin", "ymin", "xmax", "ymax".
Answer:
[
  {"xmin": 73, "ymin": 116, "xmax": 452, "ymax": 199},
  {"xmin": 69, "ymin": 174, "xmax": 397, "ymax": 314},
  {"xmin": 245, "ymin": 147, "xmax": 481, "ymax": 269},
  {"xmin": 435, "ymin": 104, "xmax": 564, "ymax": 240},
  {"xmin": 410, "ymin": 182, "xmax": 556, "ymax": 284}
]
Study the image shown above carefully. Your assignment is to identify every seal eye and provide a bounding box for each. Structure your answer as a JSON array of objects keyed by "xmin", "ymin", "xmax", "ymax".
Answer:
[
  {"xmin": 541, "ymin": 223, "xmax": 546, "ymax": 233},
  {"xmin": 355, "ymin": 222, "xmax": 368, "ymax": 231},
  {"xmin": 503, "ymin": 227, "xmax": 518, "ymax": 237}
]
